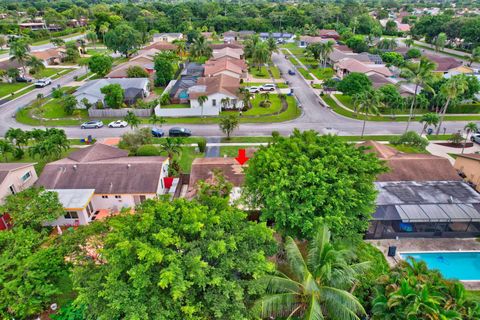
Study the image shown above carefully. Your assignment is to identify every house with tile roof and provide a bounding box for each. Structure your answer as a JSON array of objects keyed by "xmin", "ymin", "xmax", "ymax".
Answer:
[
  {"xmin": 423, "ymin": 54, "xmax": 463, "ymax": 74},
  {"xmin": 36, "ymin": 143, "xmax": 169, "ymax": 226},
  {"xmin": 212, "ymin": 47, "xmax": 244, "ymax": 60},
  {"xmin": 454, "ymin": 154, "xmax": 480, "ymax": 193},
  {"xmin": 334, "ymin": 57, "xmax": 393, "ymax": 78},
  {"xmin": 188, "ymin": 74, "xmax": 243, "ymax": 110},
  {"xmin": 31, "ymin": 48, "xmax": 65, "ymax": 66},
  {"xmin": 204, "ymin": 58, "xmax": 246, "ymax": 78},
  {"xmin": 317, "ymin": 29, "xmax": 340, "ymax": 40},
  {"xmin": 106, "ymin": 53, "xmax": 155, "ymax": 78}
]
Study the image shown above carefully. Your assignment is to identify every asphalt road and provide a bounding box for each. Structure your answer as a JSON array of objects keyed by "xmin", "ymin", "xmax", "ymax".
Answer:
[{"xmin": 0, "ymin": 51, "xmax": 475, "ymax": 139}]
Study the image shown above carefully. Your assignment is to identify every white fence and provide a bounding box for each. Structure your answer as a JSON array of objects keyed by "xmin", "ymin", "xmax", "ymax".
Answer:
[
  {"xmin": 154, "ymin": 105, "xmax": 219, "ymax": 117},
  {"xmin": 88, "ymin": 108, "xmax": 152, "ymax": 118}
]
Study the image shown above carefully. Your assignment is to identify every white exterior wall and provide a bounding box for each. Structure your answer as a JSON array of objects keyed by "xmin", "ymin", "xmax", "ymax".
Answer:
[
  {"xmin": 0, "ymin": 166, "xmax": 38, "ymax": 204},
  {"xmin": 45, "ymin": 208, "xmax": 89, "ymax": 227},
  {"xmin": 90, "ymin": 193, "xmax": 156, "ymax": 211},
  {"xmin": 190, "ymin": 92, "xmax": 243, "ymax": 110}
]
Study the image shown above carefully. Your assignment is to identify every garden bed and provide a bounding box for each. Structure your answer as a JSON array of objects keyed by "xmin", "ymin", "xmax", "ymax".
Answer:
[{"xmin": 436, "ymin": 142, "xmax": 474, "ymax": 148}]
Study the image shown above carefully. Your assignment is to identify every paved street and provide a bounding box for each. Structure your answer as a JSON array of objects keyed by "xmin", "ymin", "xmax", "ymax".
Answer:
[{"xmin": 0, "ymin": 51, "xmax": 476, "ymax": 139}]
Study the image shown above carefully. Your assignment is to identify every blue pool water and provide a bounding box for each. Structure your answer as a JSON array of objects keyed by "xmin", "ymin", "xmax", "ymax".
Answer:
[{"xmin": 401, "ymin": 252, "xmax": 480, "ymax": 280}]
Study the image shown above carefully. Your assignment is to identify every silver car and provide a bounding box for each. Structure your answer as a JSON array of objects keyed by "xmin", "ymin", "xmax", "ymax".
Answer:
[
  {"xmin": 471, "ymin": 133, "xmax": 480, "ymax": 144},
  {"xmin": 81, "ymin": 120, "xmax": 104, "ymax": 129}
]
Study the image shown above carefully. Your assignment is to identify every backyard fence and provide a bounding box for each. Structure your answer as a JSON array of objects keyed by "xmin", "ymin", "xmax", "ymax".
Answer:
[{"xmin": 88, "ymin": 108, "xmax": 152, "ymax": 118}]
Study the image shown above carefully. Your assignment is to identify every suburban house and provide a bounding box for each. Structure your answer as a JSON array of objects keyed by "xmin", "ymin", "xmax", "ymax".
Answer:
[
  {"xmin": 359, "ymin": 141, "xmax": 480, "ymax": 239},
  {"xmin": 106, "ymin": 54, "xmax": 155, "ymax": 78},
  {"xmin": 211, "ymin": 43, "xmax": 243, "ymax": 50},
  {"xmin": 152, "ymin": 32, "xmax": 183, "ymax": 43},
  {"xmin": 367, "ymin": 73, "xmax": 416, "ymax": 96},
  {"xmin": 188, "ymin": 74, "xmax": 242, "ymax": 110},
  {"xmin": 328, "ymin": 48, "xmax": 383, "ymax": 65},
  {"xmin": 454, "ymin": 154, "xmax": 480, "ymax": 192},
  {"xmin": 167, "ymin": 62, "xmax": 205, "ymax": 104},
  {"xmin": 36, "ymin": 143, "xmax": 169, "ymax": 226},
  {"xmin": 143, "ymin": 41, "xmax": 177, "ymax": 52},
  {"xmin": 423, "ymin": 54, "xmax": 463, "ymax": 74},
  {"xmin": 212, "ymin": 47, "xmax": 244, "ymax": 60},
  {"xmin": 204, "ymin": 58, "xmax": 245, "ymax": 78},
  {"xmin": 19, "ymin": 22, "xmax": 61, "ymax": 31},
  {"xmin": 31, "ymin": 48, "xmax": 65, "ymax": 66},
  {"xmin": 259, "ymin": 32, "xmax": 294, "ymax": 42},
  {"xmin": 74, "ymin": 78, "xmax": 150, "ymax": 108},
  {"xmin": 444, "ymin": 65, "xmax": 474, "ymax": 79},
  {"xmin": 222, "ymin": 30, "xmax": 238, "ymax": 42},
  {"xmin": 0, "ymin": 163, "xmax": 38, "ymax": 230},
  {"xmin": 334, "ymin": 57, "xmax": 393, "ymax": 78},
  {"xmin": 298, "ymin": 36, "xmax": 336, "ymax": 48},
  {"xmin": 238, "ymin": 30, "xmax": 255, "ymax": 40},
  {"xmin": 317, "ymin": 29, "xmax": 340, "ymax": 40}
]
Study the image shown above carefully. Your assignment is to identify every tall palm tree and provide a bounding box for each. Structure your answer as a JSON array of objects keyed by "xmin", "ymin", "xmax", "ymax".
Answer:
[
  {"xmin": 86, "ymin": 31, "xmax": 98, "ymax": 49},
  {"xmin": 197, "ymin": 95, "xmax": 208, "ymax": 118},
  {"xmin": 404, "ymin": 37, "xmax": 414, "ymax": 48},
  {"xmin": 172, "ymin": 39, "xmax": 187, "ymax": 58},
  {"xmin": 356, "ymin": 90, "xmax": 382, "ymax": 138},
  {"xmin": 5, "ymin": 128, "xmax": 28, "ymax": 148},
  {"xmin": 436, "ymin": 76, "xmax": 468, "ymax": 135},
  {"xmin": 149, "ymin": 113, "xmax": 166, "ymax": 127},
  {"xmin": 377, "ymin": 38, "xmax": 397, "ymax": 51},
  {"xmin": 400, "ymin": 57, "xmax": 436, "ymax": 132},
  {"xmin": 124, "ymin": 111, "xmax": 141, "ymax": 130},
  {"xmin": 419, "ymin": 113, "xmax": 440, "ymax": 136},
  {"xmin": 252, "ymin": 42, "xmax": 270, "ymax": 71},
  {"xmin": 462, "ymin": 122, "xmax": 478, "ymax": 154},
  {"xmin": 99, "ymin": 23, "xmax": 109, "ymax": 41},
  {"xmin": 158, "ymin": 137, "xmax": 183, "ymax": 159},
  {"xmin": 255, "ymin": 224, "xmax": 367, "ymax": 320},
  {"xmin": 9, "ymin": 39, "xmax": 30, "ymax": 77},
  {"xmin": 26, "ymin": 56, "xmax": 45, "ymax": 78},
  {"xmin": 266, "ymin": 37, "xmax": 278, "ymax": 53},
  {"xmin": 189, "ymin": 36, "xmax": 212, "ymax": 60},
  {"xmin": 320, "ymin": 40, "xmax": 335, "ymax": 67},
  {"xmin": 238, "ymin": 87, "xmax": 252, "ymax": 110},
  {"xmin": 350, "ymin": 17, "xmax": 359, "ymax": 35}
]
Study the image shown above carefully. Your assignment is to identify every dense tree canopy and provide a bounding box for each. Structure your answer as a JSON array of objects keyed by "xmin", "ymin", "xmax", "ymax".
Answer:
[
  {"xmin": 72, "ymin": 194, "xmax": 276, "ymax": 319},
  {"xmin": 243, "ymin": 130, "xmax": 387, "ymax": 239},
  {"xmin": 104, "ymin": 24, "xmax": 143, "ymax": 57},
  {"xmin": 338, "ymin": 72, "xmax": 373, "ymax": 96}
]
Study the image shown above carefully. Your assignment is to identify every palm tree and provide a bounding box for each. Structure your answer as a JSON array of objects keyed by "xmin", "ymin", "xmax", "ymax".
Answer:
[
  {"xmin": 266, "ymin": 37, "xmax": 277, "ymax": 53},
  {"xmin": 377, "ymin": 38, "xmax": 397, "ymax": 51},
  {"xmin": 462, "ymin": 122, "xmax": 478, "ymax": 154},
  {"xmin": 5, "ymin": 128, "xmax": 28, "ymax": 147},
  {"xmin": 400, "ymin": 57, "xmax": 436, "ymax": 132},
  {"xmin": 434, "ymin": 33, "xmax": 447, "ymax": 52},
  {"xmin": 436, "ymin": 76, "xmax": 468, "ymax": 135},
  {"xmin": 255, "ymin": 224, "xmax": 367, "ymax": 320},
  {"xmin": 238, "ymin": 87, "xmax": 252, "ymax": 110},
  {"xmin": 9, "ymin": 39, "xmax": 30, "ymax": 76},
  {"xmin": 173, "ymin": 39, "xmax": 187, "ymax": 58},
  {"xmin": 99, "ymin": 23, "xmax": 109, "ymax": 41},
  {"xmin": 149, "ymin": 113, "xmax": 166, "ymax": 127},
  {"xmin": 252, "ymin": 42, "xmax": 270, "ymax": 71},
  {"xmin": 220, "ymin": 97, "xmax": 230, "ymax": 109},
  {"xmin": 158, "ymin": 137, "xmax": 183, "ymax": 159},
  {"xmin": 124, "ymin": 111, "xmax": 141, "ymax": 130},
  {"xmin": 419, "ymin": 113, "xmax": 440, "ymax": 136},
  {"xmin": 0, "ymin": 139, "xmax": 13, "ymax": 161},
  {"xmin": 404, "ymin": 37, "xmax": 414, "ymax": 48},
  {"xmin": 26, "ymin": 56, "xmax": 45, "ymax": 78},
  {"xmin": 51, "ymin": 38, "xmax": 65, "ymax": 48},
  {"xmin": 468, "ymin": 47, "xmax": 480, "ymax": 67},
  {"xmin": 320, "ymin": 40, "xmax": 335, "ymax": 67},
  {"xmin": 356, "ymin": 90, "xmax": 382, "ymax": 138},
  {"xmin": 189, "ymin": 36, "xmax": 212, "ymax": 60},
  {"xmin": 350, "ymin": 17, "xmax": 359, "ymax": 34},
  {"xmin": 197, "ymin": 95, "xmax": 208, "ymax": 118},
  {"xmin": 86, "ymin": 31, "xmax": 98, "ymax": 49},
  {"xmin": 219, "ymin": 114, "xmax": 239, "ymax": 140}
]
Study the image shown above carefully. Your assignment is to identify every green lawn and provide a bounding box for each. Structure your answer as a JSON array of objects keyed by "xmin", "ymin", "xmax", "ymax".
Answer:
[
  {"xmin": 219, "ymin": 145, "xmax": 258, "ymax": 157},
  {"xmin": 249, "ymin": 66, "xmax": 270, "ymax": 78},
  {"xmin": 153, "ymin": 87, "xmax": 165, "ymax": 96},
  {"xmin": 289, "ymin": 57, "xmax": 299, "ymax": 66},
  {"xmin": 76, "ymin": 71, "xmax": 94, "ymax": 81},
  {"xmin": 298, "ymin": 56, "xmax": 318, "ymax": 68},
  {"xmin": 38, "ymin": 99, "xmax": 88, "ymax": 119},
  {"xmin": 220, "ymin": 136, "xmax": 273, "ymax": 143},
  {"xmin": 310, "ymin": 67, "xmax": 334, "ymax": 80},
  {"xmin": 34, "ymin": 68, "xmax": 70, "ymax": 78},
  {"xmin": 161, "ymin": 104, "xmax": 189, "ymax": 109},
  {"xmin": 86, "ymin": 48, "xmax": 111, "ymax": 55},
  {"xmin": 280, "ymin": 43, "xmax": 304, "ymax": 55},
  {"xmin": 269, "ymin": 66, "xmax": 281, "ymax": 79},
  {"xmin": 242, "ymin": 94, "xmax": 283, "ymax": 116},
  {"xmin": 388, "ymin": 144, "xmax": 430, "ymax": 154},
  {"xmin": 0, "ymin": 82, "xmax": 30, "ymax": 97},
  {"xmin": 297, "ymin": 68, "xmax": 313, "ymax": 80},
  {"xmin": 177, "ymin": 147, "xmax": 204, "ymax": 173}
]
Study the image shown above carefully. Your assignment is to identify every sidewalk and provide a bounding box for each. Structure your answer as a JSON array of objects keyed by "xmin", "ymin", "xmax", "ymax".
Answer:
[{"xmin": 426, "ymin": 142, "xmax": 480, "ymax": 164}]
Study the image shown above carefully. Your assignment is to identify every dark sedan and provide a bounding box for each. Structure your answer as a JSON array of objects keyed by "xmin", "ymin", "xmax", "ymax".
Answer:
[{"xmin": 169, "ymin": 127, "xmax": 192, "ymax": 137}]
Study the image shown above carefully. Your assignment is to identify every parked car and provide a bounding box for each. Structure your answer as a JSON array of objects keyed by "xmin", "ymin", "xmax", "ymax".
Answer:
[
  {"xmin": 34, "ymin": 78, "xmax": 51, "ymax": 88},
  {"xmin": 151, "ymin": 127, "xmax": 165, "ymax": 137},
  {"xmin": 108, "ymin": 120, "xmax": 128, "ymax": 128},
  {"xmin": 16, "ymin": 76, "xmax": 32, "ymax": 83},
  {"xmin": 260, "ymin": 84, "xmax": 275, "ymax": 91},
  {"xmin": 288, "ymin": 69, "xmax": 296, "ymax": 75},
  {"xmin": 248, "ymin": 86, "xmax": 260, "ymax": 93},
  {"xmin": 81, "ymin": 120, "xmax": 103, "ymax": 129},
  {"xmin": 169, "ymin": 127, "xmax": 192, "ymax": 137},
  {"xmin": 471, "ymin": 133, "xmax": 480, "ymax": 144}
]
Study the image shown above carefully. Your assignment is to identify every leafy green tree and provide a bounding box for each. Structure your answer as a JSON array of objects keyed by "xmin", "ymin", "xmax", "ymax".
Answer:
[
  {"xmin": 64, "ymin": 41, "xmax": 80, "ymax": 63},
  {"xmin": 305, "ymin": 42, "xmax": 323, "ymax": 60},
  {"xmin": 118, "ymin": 127, "xmax": 152, "ymax": 154},
  {"xmin": 27, "ymin": 56, "xmax": 45, "ymax": 78},
  {"xmin": 86, "ymin": 31, "xmax": 98, "ymax": 49},
  {"xmin": 380, "ymin": 52, "xmax": 404, "ymax": 67},
  {"xmin": 419, "ymin": 113, "xmax": 440, "ymax": 135},
  {"xmin": 0, "ymin": 139, "xmax": 13, "ymax": 161},
  {"xmin": 100, "ymin": 83, "xmax": 124, "ymax": 108},
  {"xmin": 61, "ymin": 94, "xmax": 78, "ymax": 115},
  {"xmin": 384, "ymin": 20, "xmax": 398, "ymax": 35},
  {"xmin": 72, "ymin": 195, "xmax": 276, "ymax": 319},
  {"xmin": 337, "ymin": 72, "xmax": 372, "ymax": 96},
  {"xmin": 28, "ymin": 131, "xmax": 70, "ymax": 161},
  {"xmin": 255, "ymin": 224, "xmax": 367, "ymax": 320},
  {"xmin": 377, "ymin": 38, "xmax": 397, "ymax": 50},
  {"xmin": 124, "ymin": 110, "xmax": 141, "ymax": 129},
  {"xmin": 87, "ymin": 55, "xmax": 113, "ymax": 77},
  {"xmin": 406, "ymin": 48, "xmax": 421, "ymax": 59},
  {"xmin": 219, "ymin": 114, "xmax": 239, "ymax": 140},
  {"xmin": 468, "ymin": 47, "xmax": 480, "ymax": 67},
  {"xmin": 154, "ymin": 56, "xmax": 174, "ymax": 87},
  {"xmin": 434, "ymin": 32, "xmax": 447, "ymax": 52},
  {"xmin": 400, "ymin": 57, "xmax": 436, "ymax": 132},
  {"xmin": 6, "ymin": 68, "xmax": 19, "ymax": 81},
  {"xmin": 436, "ymin": 75, "xmax": 468, "ymax": 134},
  {"xmin": 104, "ymin": 24, "xmax": 143, "ymax": 57},
  {"xmin": 346, "ymin": 35, "xmax": 368, "ymax": 53},
  {"xmin": 404, "ymin": 37, "xmax": 414, "ymax": 48},
  {"xmin": 149, "ymin": 113, "xmax": 166, "ymax": 127},
  {"xmin": 1, "ymin": 187, "xmax": 64, "ymax": 230},
  {"xmin": 243, "ymin": 130, "xmax": 386, "ymax": 239},
  {"xmin": 5, "ymin": 128, "xmax": 28, "ymax": 148},
  {"xmin": 51, "ymin": 38, "xmax": 65, "ymax": 48},
  {"xmin": 9, "ymin": 38, "xmax": 30, "ymax": 76},
  {"xmin": 379, "ymin": 84, "xmax": 404, "ymax": 117},
  {"xmin": 463, "ymin": 122, "xmax": 478, "ymax": 154},
  {"xmin": 126, "ymin": 65, "xmax": 149, "ymax": 78},
  {"xmin": 389, "ymin": 131, "xmax": 429, "ymax": 151}
]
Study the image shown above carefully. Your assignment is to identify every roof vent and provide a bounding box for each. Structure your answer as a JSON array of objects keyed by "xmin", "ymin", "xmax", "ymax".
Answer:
[
  {"xmin": 448, "ymin": 196, "xmax": 454, "ymax": 204},
  {"xmin": 73, "ymin": 165, "xmax": 77, "ymax": 170},
  {"xmin": 127, "ymin": 164, "xmax": 131, "ymax": 168}
]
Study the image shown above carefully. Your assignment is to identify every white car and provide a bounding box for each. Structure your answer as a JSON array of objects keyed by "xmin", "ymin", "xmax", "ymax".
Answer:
[
  {"xmin": 260, "ymin": 83, "xmax": 276, "ymax": 91},
  {"xmin": 471, "ymin": 133, "xmax": 480, "ymax": 144},
  {"xmin": 108, "ymin": 120, "xmax": 128, "ymax": 128},
  {"xmin": 248, "ymin": 86, "xmax": 260, "ymax": 93},
  {"xmin": 34, "ymin": 78, "xmax": 51, "ymax": 88}
]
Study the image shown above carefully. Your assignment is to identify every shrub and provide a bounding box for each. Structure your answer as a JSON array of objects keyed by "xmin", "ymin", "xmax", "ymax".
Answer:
[
  {"xmin": 12, "ymin": 147, "xmax": 24, "ymax": 160},
  {"xmin": 406, "ymin": 48, "xmax": 421, "ymax": 59},
  {"xmin": 449, "ymin": 132, "xmax": 463, "ymax": 145},
  {"xmin": 52, "ymin": 88, "xmax": 63, "ymax": 99},
  {"xmin": 136, "ymin": 144, "xmax": 160, "ymax": 156},
  {"xmin": 389, "ymin": 131, "xmax": 429, "ymax": 150},
  {"xmin": 197, "ymin": 139, "xmax": 206, "ymax": 153},
  {"xmin": 259, "ymin": 100, "xmax": 271, "ymax": 108}
]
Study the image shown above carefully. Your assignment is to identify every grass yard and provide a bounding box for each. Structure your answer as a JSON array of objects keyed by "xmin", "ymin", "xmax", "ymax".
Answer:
[
  {"xmin": 220, "ymin": 136, "xmax": 273, "ymax": 143},
  {"xmin": 280, "ymin": 43, "xmax": 304, "ymax": 55},
  {"xmin": 310, "ymin": 67, "xmax": 334, "ymax": 80},
  {"xmin": 153, "ymin": 87, "xmax": 165, "ymax": 96},
  {"xmin": 76, "ymin": 71, "xmax": 94, "ymax": 81},
  {"xmin": 0, "ymin": 82, "xmax": 30, "ymax": 97},
  {"xmin": 219, "ymin": 145, "xmax": 258, "ymax": 157},
  {"xmin": 34, "ymin": 68, "xmax": 69, "ymax": 79},
  {"xmin": 161, "ymin": 104, "xmax": 189, "ymax": 109},
  {"xmin": 177, "ymin": 147, "xmax": 204, "ymax": 172},
  {"xmin": 151, "ymin": 136, "xmax": 206, "ymax": 145},
  {"xmin": 249, "ymin": 66, "xmax": 270, "ymax": 78},
  {"xmin": 388, "ymin": 144, "xmax": 430, "ymax": 154},
  {"xmin": 298, "ymin": 56, "xmax": 318, "ymax": 68},
  {"xmin": 297, "ymin": 68, "xmax": 313, "ymax": 80},
  {"xmin": 86, "ymin": 48, "xmax": 111, "ymax": 55},
  {"xmin": 38, "ymin": 99, "xmax": 88, "ymax": 119},
  {"xmin": 269, "ymin": 66, "xmax": 281, "ymax": 79},
  {"xmin": 242, "ymin": 94, "xmax": 283, "ymax": 116},
  {"xmin": 289, "ymin": 57, "xmax": 299, "ymax": 66}
]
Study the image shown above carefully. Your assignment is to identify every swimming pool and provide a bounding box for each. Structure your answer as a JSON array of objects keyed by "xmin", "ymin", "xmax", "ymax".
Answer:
[{"xmin": 400, "ymin": 251, "xmax": 480, "ymax": 281}]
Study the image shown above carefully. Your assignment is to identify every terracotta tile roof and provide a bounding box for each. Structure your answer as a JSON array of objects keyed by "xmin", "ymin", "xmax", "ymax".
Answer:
[
  {"xmin": 456, "ymin": 153, "xmax": 480, "ymax": 161},
  {"xmin": 31, "ymin": 48, "xmax": 63, "ymax": 61},
  {"xmin": 424, "ymin": 54, "xmax": 463, "ymax": 72},
  {"xmin": 336, "ymin": 58, "xmax": 393, "ymax": 77},
  {"xmin": 106, "ymin": 56, "xmax": 154, "ymax": 78},
  {"xmin": 212, "ymin": 47, "xmax": 243, "ymax": 60},
  {"xmin": 36, "ymin": 144, "xmax": 167, "ymax": 194},
  {"xmin": 143, "ymin": 41, "xmax": 177, "ymax": 51},
  {"xmin": 210, "ymin": 42, "xmax": 244, "ymax": 50},
  {"xmin": 204, "ymin": 58, "xmax": 244, "ymax": 76},
  {"xmin": 317, "ymin": 29, "xmax": 340, "ymax": 38},
  {"xmin": 208, "ymin": 56, "xmax": 247, "ymax": 69},
  {"xmin": 333, "ymin": 45, "xmax": 352, "ymax": 53},
  {"xmin": 189, "ymin": 74, "xmax": 240, "ymax": 99},
  {"xmin": 358, "ymin": 141, "xmax": 461, "ymax": 182}
]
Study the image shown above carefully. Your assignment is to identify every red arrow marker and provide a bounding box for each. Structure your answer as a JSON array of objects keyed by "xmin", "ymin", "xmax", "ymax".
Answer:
[{"xmin": 235, "ymin": 149, "xmax": 249, "ymax": 165}]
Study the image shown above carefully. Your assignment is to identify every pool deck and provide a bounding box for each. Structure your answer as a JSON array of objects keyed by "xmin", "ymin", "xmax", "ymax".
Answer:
[{"xmin": 367, "ymin": 237, "xmax": 480, "ymax": 290}]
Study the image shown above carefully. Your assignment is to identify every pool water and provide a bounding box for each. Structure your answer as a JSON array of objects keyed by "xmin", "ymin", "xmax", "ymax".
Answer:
[{"xmin": 401, "ymin": 252, "xmax": 480, "ymax": 281}]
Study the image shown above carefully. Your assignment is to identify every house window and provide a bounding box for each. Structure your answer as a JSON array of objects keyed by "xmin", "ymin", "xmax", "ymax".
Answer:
[
  {"xmin": 101, "ymin": 195, "xmax": 108, "ymax": 199},
  {"xmin": 212, "ymin": 99, "xmax": 216, "ymax": 106},
  {"xmin": 140, "ymin": 195, "xmax": 146, "ymax": 203},
  {"xmin": 8, "ymin": 185, "xmax": 15, "ymax": 195},
  {"xmin": 20, "ymin": 171, "xmax": 31, "ymax": 182},
  {"xmin": 115, "ymin": 195, "xmax": 122, "ymax": 199},
  {"xmin": 64, "ymin": 211, "xmax": 79, "ymax": 219}
]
